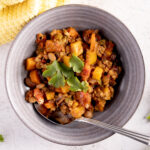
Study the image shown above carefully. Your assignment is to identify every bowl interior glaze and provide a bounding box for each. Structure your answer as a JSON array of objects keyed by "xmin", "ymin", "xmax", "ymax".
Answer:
[{"xmin": 6, "ymin": 5, "xmax": 145, "ymax": 145}]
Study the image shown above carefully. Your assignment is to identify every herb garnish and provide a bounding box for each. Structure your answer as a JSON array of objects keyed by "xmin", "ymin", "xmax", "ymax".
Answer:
[
  {"xmin": 69, "ymin": 55, "xmax": 84, "ymax": 73},
  {"xmin": 0, "ymin": 134, "xmax": 4, "ymax": 142},
  {"xmin": 42, "ymin": 56, "xmax": 88, "ymax": 92},
  {"xmin": 147, "ymin": 115, "xmax": 150, "ymax": 120}
]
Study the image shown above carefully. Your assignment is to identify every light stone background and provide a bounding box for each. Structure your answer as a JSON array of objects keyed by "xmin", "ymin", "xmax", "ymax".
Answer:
[{"xmin": 0, "ymin": 0, "xmax": 150, "ymax": 149}]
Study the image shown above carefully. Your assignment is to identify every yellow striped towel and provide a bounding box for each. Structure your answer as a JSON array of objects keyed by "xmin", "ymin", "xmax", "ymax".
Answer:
[{"xmin": 0, "ymin": 0, "xmax": 69, "ymax": 45}]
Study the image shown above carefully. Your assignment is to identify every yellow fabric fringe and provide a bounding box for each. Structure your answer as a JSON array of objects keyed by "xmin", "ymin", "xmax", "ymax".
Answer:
[{"xmin": 0, "ymin": 0, "xmax": 69, "ymax": 45}]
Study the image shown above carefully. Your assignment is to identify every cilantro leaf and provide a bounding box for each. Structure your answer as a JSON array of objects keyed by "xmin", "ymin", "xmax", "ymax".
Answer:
[
  {"xmin": 48, "ymin": 71, "xmax": 65, "ymax": 88},
  {"xmin": 67, "ymin": 76, "xmax": 82, "ymax": 92},
  {"xmin": 42, "ymin": 61, "xmax": 59, "ymax": 77},
  {"xmin": 59, "ymin": 63, "xmax": 74, "ymax": 78},
  {"xmin": 0, "ymin": 134, "xmax": 4, "ymax": 142},
  {"xmin": 147, "ymin": 115, "xmax": 150, "ymax": 120},
  {"xmin": 42, "ymin": 60, "xmax": 88, "ymax": 91},
  {"xmin": 69, "ymin": 55, "xmax": 84, "ymax": 73},
  {"xmin": 67, "ymin": 76, "xmax": 88, "ymax": 92},
  {"xmin": 81, "ymin": 81, "xmax": 89, "ymax": 92}
]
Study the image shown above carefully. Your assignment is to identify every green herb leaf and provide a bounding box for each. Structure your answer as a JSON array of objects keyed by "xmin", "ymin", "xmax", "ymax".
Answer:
[
  {"xmin": 81, "ymin": 81, "xmax": 89, "ymax": 92},
  {"xmin": 0, "ymin": 134, "xmax": 4, "ymax": 142},
  {"xmin": 42, "ymin": 61, "xmax": 59, "ymax": 77},
  {"xmin": 147, "ymin": 115, "xmax": 150, "ymax": 120},
  {"xmin": 69, "ymin": 55, "xmax": 84, "ymax": 73},
  {"xmin": 67, "ymin": 76, "xmax": 82, "ymax": 92},
  {"xmin": 42, "ymin": 60, "xmax": 88, "ymax": 91},
  {"xmin": 48, "ymin": 71, "xmax": 65, "ymax": 88},
  {"xmin": 59, "ymin": 63, "xmax": 74, "ymax": 78},
  {"xmin": 67, "ymin": 76, "xmax": 88, "ymax": 92}
]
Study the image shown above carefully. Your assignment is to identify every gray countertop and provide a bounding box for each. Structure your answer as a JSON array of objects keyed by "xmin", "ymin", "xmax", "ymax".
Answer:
[{"xmin": 0, "ymin": 0, "xmax": 150, "ymax": 149}]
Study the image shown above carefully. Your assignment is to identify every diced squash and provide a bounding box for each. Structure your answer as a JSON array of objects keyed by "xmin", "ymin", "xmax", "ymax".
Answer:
[
  {"xmin": 86, "ymin": 50, "xmax": 97, "ymax": 65},
  {"xmin": 90, "ymin": 33, "xmax": 96, "ymax": 51},
  {"xmin": 29, "ymin": 70, "xmax": 40, "ymax": 84},
  {"xmin": 92, "ymin": 67, "xmax": 103, "ymax": 80},
  {"xmin": 55, "ymin": 85, "xmax": 70, "ymax": 93},
  {"xmin": 46, "ymin": 92, "xmax": 55, "ymax": 100},
  {"xmin": 63, "ymin": 56, "xmax": 70, "ymax": 67},
  {"xmin": 70, "ymin": 106, "xmax": 85, "ymax": 118},
  {"xmin": 26, "ymin": 57, "xmax": 36, "ymax": 71},
  {"xmin": 44, "ymin": 101, "xmax": 55, "ymax": 111},
  {"xmin": 71, "ymin": 41, "xmax": 83, "ymax": 56}
]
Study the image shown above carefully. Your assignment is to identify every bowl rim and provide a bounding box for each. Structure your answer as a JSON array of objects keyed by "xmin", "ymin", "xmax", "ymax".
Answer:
[{"xmin": 5, "ymin": 4, "xmax": 145, "ymax": 146}]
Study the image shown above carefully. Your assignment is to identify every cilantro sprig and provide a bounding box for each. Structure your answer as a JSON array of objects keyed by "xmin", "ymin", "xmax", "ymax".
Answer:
[
  {"xmin": 0, "ymin": 134, "xmax": 4, "ymax": 142},
  {"xmin": 49, "ymin": 71, "xmax": 65, "ymax": 88},
  {"xmin": 42, "ymin": 61, "xmax": 65, "ymax": 88},
  {"xmin": 70, "ymin": 55, "xmax": 84, "ymax": 73},
  {"xmin": 67, "ymin": 76, "xmax": 88, "ymax": 92},
  {"xmin": 42, "ymin": 56, "xmax": 88, "ymax": 92},
  {"xmin": 147, "ymin": 115, "xmax": 150, "ymax": 120}
]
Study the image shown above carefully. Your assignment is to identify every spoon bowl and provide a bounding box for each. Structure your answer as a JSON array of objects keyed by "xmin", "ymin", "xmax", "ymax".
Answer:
[{"xmin": 33, "ymin": 103, "xmax": 150, "ymax": 145}]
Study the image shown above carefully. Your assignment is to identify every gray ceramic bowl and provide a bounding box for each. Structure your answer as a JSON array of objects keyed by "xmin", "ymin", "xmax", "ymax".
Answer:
[{"xmin": 6, "ymin": 5, "xmax": 145, "ymax": 145}]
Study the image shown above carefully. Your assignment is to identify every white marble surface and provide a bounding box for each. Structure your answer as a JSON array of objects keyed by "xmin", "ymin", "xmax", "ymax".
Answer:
[{"xmin": 0, "ymin": 0, "xmax": 150, "ymax": 149}]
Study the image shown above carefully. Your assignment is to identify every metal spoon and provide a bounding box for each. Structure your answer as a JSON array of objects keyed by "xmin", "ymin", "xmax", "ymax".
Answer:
[{"xmin": 34, "ymin": 103, "xmax": 150, "ymax": 145}]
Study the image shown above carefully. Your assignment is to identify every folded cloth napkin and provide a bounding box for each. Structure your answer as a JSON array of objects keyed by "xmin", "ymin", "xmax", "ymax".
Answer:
[{"xmin": 0, "ymin": 0, "xmax": 69, "ymax": 45}]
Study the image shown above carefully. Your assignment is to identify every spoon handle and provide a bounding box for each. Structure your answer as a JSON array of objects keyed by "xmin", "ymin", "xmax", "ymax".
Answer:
[{"xmin": 77, "ymin": 117, "xmax": 150, "ymax": 145}]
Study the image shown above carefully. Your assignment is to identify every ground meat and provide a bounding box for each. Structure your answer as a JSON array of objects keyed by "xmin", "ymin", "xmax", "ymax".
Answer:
[
  {"xmin": 24, "ymin": 27, "xmax": 122, "ymax": 124},
  {"xmin": 76, "ymin": 92, "xmax": 91, "ymax": 109}
]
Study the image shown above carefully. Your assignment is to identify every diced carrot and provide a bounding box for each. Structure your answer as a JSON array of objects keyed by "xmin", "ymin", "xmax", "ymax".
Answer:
[
  {"xmin": 90, "ymin": 33, "xmax": 96, "ymax": 51},
  {"xmin": 80, "ymin": 62, "xmax": 91, "ymax": 81}
]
